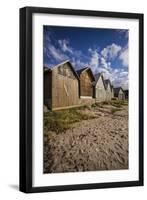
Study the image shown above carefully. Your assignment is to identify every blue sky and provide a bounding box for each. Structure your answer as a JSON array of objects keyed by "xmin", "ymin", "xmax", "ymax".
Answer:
[{"xmin": 43, "ymin": 26, "xmax": 129, "ymax": 89}]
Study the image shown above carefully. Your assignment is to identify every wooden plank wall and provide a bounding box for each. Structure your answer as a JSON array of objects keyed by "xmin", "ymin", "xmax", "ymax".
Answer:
[
  {"xmin": 95, "ymin": 76, "xmax": 106, "ymax": 102},
  {"xmin": 106, "ymin": 84, "xmax": 112, "ymax": 101},
  {"xmin": 80, "ymin": 71, "xmax": 93, "ymax": 97},
  {"xmin": 118, "ymin": 89, "xmax": 125, "ymax": 100},
  {"xmin": 44, "ymin": 71, "xmax": 52, "ymax": 108},
  {"xmin": 52, "ymin": 63, "xmax": 79, "ymax": 109}
]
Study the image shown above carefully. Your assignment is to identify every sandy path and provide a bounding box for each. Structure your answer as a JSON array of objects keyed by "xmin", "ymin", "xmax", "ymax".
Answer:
[{"xmin": 44, "ymin": 105, "xmax": 128, "ymax": 173}]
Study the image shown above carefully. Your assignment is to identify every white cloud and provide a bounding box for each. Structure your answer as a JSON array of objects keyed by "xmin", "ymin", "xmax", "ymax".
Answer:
[
  {"xmin": 44, "ymin": 32, "xmax": 69, "ymax": 63},
  {"xmin": 57, "ymin": 39, "xmax": 87, "ymax": 69},
  {"xmin": 99, "ymin": 68, "xmax": 112, "ymax": 80},
  {"xmin": 47, "ymin": 45, "xmax": 68, "ymax": 62},
  {"xmin": 88, "ymin": 45, "xmax": 128, "ymax": 89},
  {"xmin": 99, "ymin": 43, "xmax": 128, "ymax": 89},
  {"xmin": 110, "ymin": 69, "xmax": 128, "ymax": 90},
  {"xmin": 97, "ymin": 58, "xmax": 128, "ymax": 90},
  {"xmin": 88, "ymin": 49, "xmax": 99, "ymax": 73},
  {"xmin": 100, "ymin": 57, "xmax": 111, "ymax": 69},
  {"xmin": 113, "ymin": 74, "xmax": 128, "ymax": 90},
  {"xmin": 101, "ymin": 43, "xmax": 121, "ymax": 60},
  {"xmin": 44, "ymin": 30, "xmax": 128, "ymax": 89},
  {"xmin": 58, "ymin": 39, "xmax": 73, "ymax": 54},
  {"xmin": 119, "ymin": 47, "xmax": 128, "ymax": 67}
]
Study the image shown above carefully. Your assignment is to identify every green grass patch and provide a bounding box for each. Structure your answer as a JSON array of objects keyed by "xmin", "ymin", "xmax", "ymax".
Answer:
[
  {"xmin": 44, "ymin": 107, "xmax": 96, "ymax": 133},
  {"xmin": 101, "ymin": 100, "xmax": 128, "ymax": 108},
  {"xmin": 76, "ymin": 105, "xmax": 91, "ymax": 110},
  {"xmin": 91, "ymin": 103, "xmax": 104, "ymax": 108},
  {"xmin": 111, "ymin": 100, "xmax": 128, "ymax": 107}
]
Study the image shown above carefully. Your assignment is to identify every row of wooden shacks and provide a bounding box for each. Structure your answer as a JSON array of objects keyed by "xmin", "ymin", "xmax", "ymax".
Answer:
[{"xmin": 44, "ymin": 60, "xmax": 127, "ymax": 110}]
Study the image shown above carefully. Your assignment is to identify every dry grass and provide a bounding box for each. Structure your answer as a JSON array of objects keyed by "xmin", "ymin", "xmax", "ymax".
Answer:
[
  {"xmin": 44, "ymin": 100, "xmax": 128, "ymax": 133},
  {"xmin": 91, "ymin": 102, "xmax": 104, "ymax": 108},
  {"xmin": 111, "ymin": 108, "xmax": 122, "ymax": 114},
  {"xmin": 102, "ymin": 100, "xmax": 128, "ymax": 108},
  {"xmin": 44, "ymin": 106, "xmax": 96, "ymax": 133}
]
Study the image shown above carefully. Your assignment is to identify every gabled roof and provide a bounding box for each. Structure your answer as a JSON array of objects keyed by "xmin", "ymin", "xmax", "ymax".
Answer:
[
  {"xmin": 104, "ymin": 79, "xmax": 112, "ymax": 90},
  {"xmin": 44, "ymin": 60, "xmax": 79, "ymax": 80},
  {"xmin": 104, "ymin": 79, "xmax": 115, "ymax": 91},
  {"xmin": 76, "ymin": 67, "xmax": 95, "ymax": 81},
  {"xmin": 114, "ymin": 87, "xmax": 124, "ymax": 95},
  {"xmin": 76, "ymin": 67, "xmax": 88, "ymax": 76},
  {"xmin": 110, "ymin": 84, "xmax": 114, "ymax": 92},
  {"xmin": 95, "ymin": 73, "xmax": 101, "ymax": 83},
  {"xmin": 93, "ymin": 73, "xmax": 106, "ymax": 90}
]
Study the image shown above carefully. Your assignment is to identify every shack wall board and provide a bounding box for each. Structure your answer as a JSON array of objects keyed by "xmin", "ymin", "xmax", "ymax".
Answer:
[
  {"xmin": 80, "ymin": 71, "xmax": 94, "ymax": 97},
  {"xmin": 44, "ymin": 61, "xmax": 126, "ymax": 111},
  {"xmin": 44, "ymin": 71, "xmax": 52, "ymax": 109},
  {"xmin": 106, "ymin": 84, "xmax": 112, "ymax": 101},
  {"xmin": 52, "ymin": 63, "xmax": 79, "ymax": 109},
  {"xmin": 118, "ymin": 89, "xmax": 125, "ymax": 100},
  {"xmin": 95, "ymin": 76, "xmax": 106, "ymax": 102},
  {"xmin": 111, "ymin": 88, "xmax": 114, "ymax": 99}
]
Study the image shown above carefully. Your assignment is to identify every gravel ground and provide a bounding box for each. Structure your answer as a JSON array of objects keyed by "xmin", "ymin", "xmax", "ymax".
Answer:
[{"xmin": 44, "ymin": 105, "xmax": 128, "ymax": 173}]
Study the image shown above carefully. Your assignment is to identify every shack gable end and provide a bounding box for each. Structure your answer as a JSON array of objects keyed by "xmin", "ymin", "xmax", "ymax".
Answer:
[
  {"xmin": 95, "ymin": 75, "xmax": 106, "ymax": 101},
  {"xmin": 111, "ymin": 87, "xmax": 114, "ymax": 98},
  {"xmin": 57, "ymin": 63, "xmax": 78, "ymax": 80},
  {"xmin": 95, "ymin": 75, "xmax": 105, "ymax": 88},
  {"xmin": 106, "ymin": 82, "xmax": 112, "ymax": 101},
  {"xmin": 79, "ymin": 69, "xmax": 94, "ymax": 97},
  {"xmin": 114, "ymin": 87, "xmax": 125, "ymax": 100},
  {"xmin": 107, "ymin": 83, "xmax": 111, "ymax": 93},
  {"xmin": 52, "ymin": 62, "xmax": 79, "ymax": 109},
  {"xmin": 118, "ymin": 88, "xmax": 124, "ymax": 95}
]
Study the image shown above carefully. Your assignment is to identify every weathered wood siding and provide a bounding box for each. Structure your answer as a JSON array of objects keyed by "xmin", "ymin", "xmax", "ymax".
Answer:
[
  {"xmin": 44, "ymin": 71, "xmax": 52, "ymax": 109},
  {"xmin": 80, "ymin": 71, "xmax": 94, "ymax": 97},
  {"xmin": 95, "ymin": 76, "xmax": 106, "ymax": 102},
  {"xmin": 106, "ymin": 84, "xmax": 112, "ymax": 101},
  {"xmin": 118, "ymin": 89, "xmax": 125, "ymax": 100},
  {"xmin": 111, "ymin": 88, "xmax": 114, "ymax": 99},
  {"xmin": 52, "ymin": 63, "xmax": 79, "ymax": 109}
]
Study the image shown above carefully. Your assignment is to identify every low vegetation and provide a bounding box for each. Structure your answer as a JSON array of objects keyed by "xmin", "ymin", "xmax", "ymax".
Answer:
[
  {"xmin": 44, "ymin": 100, "xmax": 128, "ymax": 133},
  {"xmin": 91, "ymin": 102, "xmax": 104, "ymax": 108},
  {"xmin": 111, "ymin": 108, "xmax": 122, "ymax": 114},
  {"xmin": 102, "ymin": 99, "xmax": 128, "ymax": 108},
  {"xmin": 44, "ymin": 106, "xmax": 96, "ymax": 133}
]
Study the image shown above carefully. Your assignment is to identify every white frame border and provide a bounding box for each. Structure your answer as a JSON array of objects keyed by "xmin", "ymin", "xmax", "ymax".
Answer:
[{"xmin": 32, "ymin": 13, "xmax": 139, "ymax": 187}]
